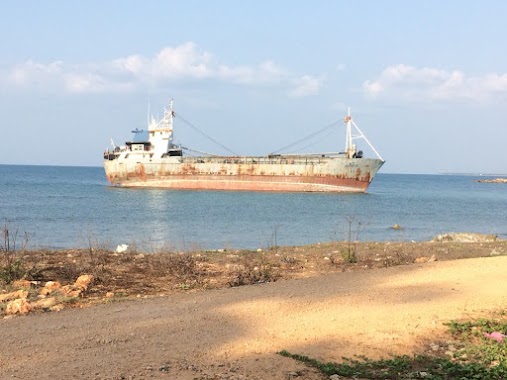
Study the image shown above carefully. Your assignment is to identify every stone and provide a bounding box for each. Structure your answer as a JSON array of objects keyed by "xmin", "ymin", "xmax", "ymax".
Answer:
[
  {"xmin": 476, "ymin": 177, "xmax": 507, "ymax": 183},
  {"xmin": 5, "ymin": 298, "xmax": 32, "ymax": 315},
  {"xmin": 50, "ymin": 304, "xmax": 65, "ymax": 312},
  {"xmin": 40, "ymin": 281, "xmax": 62, "ymax": 296},
  {"xmin": 61, "ymin": 285, "xmax": 82, "ymax": 298},
  {"xmin": 0, "ymin": 290, "xmax": 28, "ymax": 302},
  {"xmin": 329, "ymin": 375, "xmax": 341, "ymax": 380},
  {"xmin": 432, "ymin": 232, "xmax": 498, "ymax": 243},
  {"xmin": 428, "ymin": 255, "xmax": 437, "ymax": 262},
  {"xmin": 74, "ymin": 274, "xmax": 94, "ymax": 291},
  {"xmin": 105, "ymin": 292, "xmax": 115, "ymax": 298},
  {"xmin": 414, "ymin": 257, "xmax": 430, "ymax": 263},
  {"xmin": 34, "ymin": 297, "xmax": 57, "ymax": 309},
  {"xmin": 429, "ymin": 343, "xmax": 440, "ymax": 351}
]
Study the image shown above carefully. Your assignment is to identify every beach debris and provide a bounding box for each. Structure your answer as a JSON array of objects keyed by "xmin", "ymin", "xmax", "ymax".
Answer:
[
  {"xmin": 484, "ymin": 331, "xmax": 507, "ymax": 342},
  {"xmin": 432, "ymin": 232, "xmax": 498, "ymax": 243},
  {"xmin": 390, "ymin": 224, "xmax": 403, "ymax": 230},
  {"xmin": 116, "ymin": 244, "xmax": 129, "ymax": 253}
]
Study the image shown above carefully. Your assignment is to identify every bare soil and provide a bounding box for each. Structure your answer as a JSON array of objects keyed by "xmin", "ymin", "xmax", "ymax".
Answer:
[{"xmin": 1, "ymin": 241, "xmax": 507, "ymax": 379}]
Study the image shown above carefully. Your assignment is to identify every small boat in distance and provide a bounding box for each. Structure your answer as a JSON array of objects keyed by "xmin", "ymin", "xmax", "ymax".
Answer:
[{"xmin": 103, "ymin": 100, "xmax": 385, "ymax": 192}]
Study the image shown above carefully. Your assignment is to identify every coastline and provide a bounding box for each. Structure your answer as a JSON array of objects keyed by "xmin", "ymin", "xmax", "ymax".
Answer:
[
  {"xmin": 1, "ymin": 236, "xmax": 504, "ymax": 314},
  {"xmin": 1, "ymin": 239, "xmax": 507, "ymax": 379}
]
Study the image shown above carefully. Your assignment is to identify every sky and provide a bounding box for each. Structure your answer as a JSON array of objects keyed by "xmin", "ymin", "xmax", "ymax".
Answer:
[{"xmin": 0, "ymin": 1, "xmax": 506, "ymax": 174}]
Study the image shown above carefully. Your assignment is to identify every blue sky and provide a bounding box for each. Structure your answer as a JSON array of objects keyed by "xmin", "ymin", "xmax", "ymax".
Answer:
[{"xmin": 1, "ymin": 1, "xmax": 506, "ymax": 174}]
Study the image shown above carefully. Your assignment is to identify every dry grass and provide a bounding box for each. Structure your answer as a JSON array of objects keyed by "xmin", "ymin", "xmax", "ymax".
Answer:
[{"xmin": 1, "ymin": 240, "xmax": 505, "ymax": 302}]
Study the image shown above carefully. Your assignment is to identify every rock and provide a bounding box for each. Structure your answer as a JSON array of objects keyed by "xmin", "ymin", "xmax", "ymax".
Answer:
[
  {"xmin": 50, "ymin": 304, "xmax": 65, "ymax": 312},
  {"xmin": 390, "ymin": 224, "xmax": 403, "ymax": 230},
  {"xmin": 40, "ymin": 281, "xmax": 62, "ymax": 296},
  {"xmin": 105, "ymin": 292, "xmax": 115, "ymax": 298},
  {"xmin": 429, "ymin": 343, "xmax": 440, "ymax": 351},
  {"xmin": 5, "ymin": 298, "xmax": 31, "ymax": 315},
  {"xmin": 61, "ymin": 285, "xmax": 82, "ymax": 298},
  {"xmin": 34, "ymin": 297, "xmax": 57, "ymax": 310},
  {"xmin": 74, "ymin": 274, "xmax": 94, "ymax": 291},
  {"xmin": 414, "ymin": 257, "xmax": 430, "ymax": 263},
  {"xmin": 329, "ymin": 375, "xmax": 341, "ymax": 380},
  {"xmin": 476, "ymin": 177, "xmax": 507, "ymax": 183},
  {"xmin": 428, "ymin": 255, "xmax": 437, "ymax": 262},
  {"xmin": 0, "ymin": 290, "xmax": 28, "ymax": 302},
  {"xmin": 432, "ymin": 232, "xmax": 498, "ymax": 243}
]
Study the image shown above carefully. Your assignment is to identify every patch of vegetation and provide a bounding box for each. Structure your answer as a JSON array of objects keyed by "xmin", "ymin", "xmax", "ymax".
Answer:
[
  {"xmin": 279, "ymin": 313, "xmax": 507, "ymax": 380},
  {"xmin": 278, "ymin": 351, "xmax": 507, "ymax": 379},
  {"xmin": 0, "ymin": 220, "xmax": 30, "ymax": 284},
  {"xmin": 445, "ymin": 316, "xmax": 507, "ymax": 366}
]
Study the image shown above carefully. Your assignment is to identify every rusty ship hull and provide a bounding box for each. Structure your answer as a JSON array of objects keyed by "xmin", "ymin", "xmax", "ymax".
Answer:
[
  {"xmin": 104, "ymin": 156, "xmax": 384, "ymax": 193},
  {"xmin": 103, "ymin": 100, "xmax": 385, "ymax": 193}
]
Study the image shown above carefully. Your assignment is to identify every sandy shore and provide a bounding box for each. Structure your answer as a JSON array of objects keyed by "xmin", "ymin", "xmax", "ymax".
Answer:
[{"xmin": 2, "ymin": 253, "xmax": 507, "ymax": 380}]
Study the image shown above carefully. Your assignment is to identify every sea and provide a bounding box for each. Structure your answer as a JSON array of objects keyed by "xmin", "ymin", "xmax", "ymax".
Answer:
[{"xmin": 1, "ymin": 164, "xmax": 506, "ymax": 251}]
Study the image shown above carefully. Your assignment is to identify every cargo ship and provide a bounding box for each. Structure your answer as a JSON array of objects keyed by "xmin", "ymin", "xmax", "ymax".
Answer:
[{"xmin": 103, "ymin": 100, "xmax": 384, "ymax": 192}]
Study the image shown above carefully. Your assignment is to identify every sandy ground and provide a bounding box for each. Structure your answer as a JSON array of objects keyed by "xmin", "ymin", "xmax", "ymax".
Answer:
[{"xmin": 1, "ymin": 255, "xmax": 507, "ymax": 380}]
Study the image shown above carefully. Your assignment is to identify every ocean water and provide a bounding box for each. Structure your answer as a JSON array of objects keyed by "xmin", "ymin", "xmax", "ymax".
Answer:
[{"xmin": 1, "ymin": 164, "xmax": 506, "ymax": 251}]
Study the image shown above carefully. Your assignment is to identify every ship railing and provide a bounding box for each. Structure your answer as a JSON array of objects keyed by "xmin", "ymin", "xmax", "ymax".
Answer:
[{"xmin": 181, "ymin": 155, "xmax": 339, "ymax": 165}]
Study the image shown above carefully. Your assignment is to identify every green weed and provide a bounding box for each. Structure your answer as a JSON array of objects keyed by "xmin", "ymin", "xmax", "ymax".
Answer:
[{"xmin": 279, "ymin": 313, "xmax": 507, "ymax": 379}]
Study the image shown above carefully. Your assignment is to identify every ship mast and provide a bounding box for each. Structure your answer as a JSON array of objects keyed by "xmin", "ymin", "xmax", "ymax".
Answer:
[
  {"xmin": 344, "ymin": 108, "xmax": 384, "ymax": 161},
  {"xmin": 344, "ymin": 108, "xmax": 355, "ymax": 158}
]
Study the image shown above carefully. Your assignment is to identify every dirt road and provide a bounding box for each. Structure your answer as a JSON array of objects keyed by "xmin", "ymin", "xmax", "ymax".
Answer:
[{"xmin": 2, "ymin": 255, "xmax": 507, "ymax": 380}]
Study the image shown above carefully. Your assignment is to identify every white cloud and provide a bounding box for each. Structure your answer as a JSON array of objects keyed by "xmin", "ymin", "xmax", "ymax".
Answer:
[
  {"xmin": 151, "ymin": 43, "xmax": 212, "ymax": 79},
  {"xmin": 216, "ymin": 60, "xmax": 286, "ymax": 85},
  {"xmin": 289, "ymin": 75, "xmax": 324, "ymax": 97},
  {"xmin": 2, "ymin": 43, "xmax": 322, "ymax": 97},
  {"xmin": 363, "ymin": 64, "xmax": 507, "ymax": 103}
]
